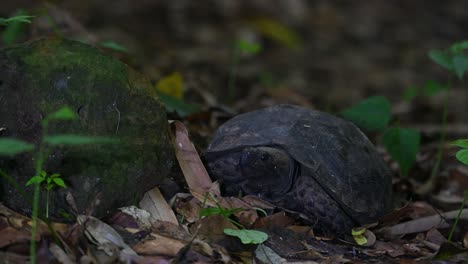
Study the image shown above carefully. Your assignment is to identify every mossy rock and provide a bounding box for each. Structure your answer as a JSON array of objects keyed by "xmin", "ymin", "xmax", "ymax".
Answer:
[{"xmin": 0, "ymin": 38, "xmax": 173, "ymax": 221}]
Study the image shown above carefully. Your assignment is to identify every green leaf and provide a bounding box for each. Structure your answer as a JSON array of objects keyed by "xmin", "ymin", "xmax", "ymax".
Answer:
[
  {"xmin": 383, "ymin": 127, "xmax": 421, "ymax": 176},
  {"xmin": 52, "ymin": 178, "xmax": 67, "ymax": 188},
  {"xmin": 0, "ymin": 138, "xmax": 35, "ymax": 156},
  {"xmin": 455, "ymin": 149, "xmax": 468, "ymax": 166},
  {"xmin": 340, "ymin": 96, "xmax": 392, "ymax": 132},
  {"xmin": 1, "ymin": 11, "xmax": 33, "ymax": 45},
  {"xmin": 156, "ymin": 72, "xmax": 184, "ymax": 99},
  {"xmin": 250, "ymin": 18, "xmax": 303, "ymax": 51},
  {"xmin": 428, "ymin": 50, "xmax": 454, "ymax": 70},
  {"xmin": 101, "ymin": 41, "xmax": 129, "ymax": 53},
  {"xmin": 425, "ymin": 80, "xmax": 447, "ymax": 96},
  {"xmin": 452, "ymin": 54, "xmax": 468, "ymax": 80},
  {"xmin": 0, "ymin": 14, "xmax": 34, "ymax": 25},
  {"xmin": 158, "ymin": 92, "xmax": 200, "ymax": 117},
  {"xmin": 451, "ymin": 139, "xmax": 468, "ymax": 149},
  {"xmin": 199, "ymin": 207, "xmax": 224, "ymax": 217},
  {"xmin": 224, "ymin": 228, "xmax": 268, "ymax": 244},
  {"xmin": 403, "ymin": 86, "xmax": 419, "ymax": 101},
  {"xmin": 45, "ymin": 135, "xmax": 117, "ymax": 145},
  {"xmin": 44, "ymin": 106, "xmax": 78, "ymax": 123},
  {"xmin": 26, "ymin": 175, "xmax": 45, "ymax": 186},
  {"xmin": 237, "ymin": 39, "xmax": 262, "ymax": 54},
  {"xmin": 449, "ymin": 41, "xmax": 468, "ymax": 53},
  {"xmin": 199, "ymin": 207, "xmax": 243, "ymax": 218}
]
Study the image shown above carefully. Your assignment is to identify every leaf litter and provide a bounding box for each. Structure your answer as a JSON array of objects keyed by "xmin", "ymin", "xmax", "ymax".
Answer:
[{"xmin": 0, "ymin": 120, "xmax": 467, "ymax": 263}]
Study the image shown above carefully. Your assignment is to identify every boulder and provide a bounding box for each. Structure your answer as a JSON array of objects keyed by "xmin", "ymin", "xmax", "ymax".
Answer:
[{"xmin": 0, "ymin": 38, "xmax": 173, "ymax": 221}]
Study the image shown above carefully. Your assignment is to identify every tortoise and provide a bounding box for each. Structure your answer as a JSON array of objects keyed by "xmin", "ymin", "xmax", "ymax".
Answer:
[{"xmin": 205, "ymin": 104, "xmax": 392, "ymax": 234}]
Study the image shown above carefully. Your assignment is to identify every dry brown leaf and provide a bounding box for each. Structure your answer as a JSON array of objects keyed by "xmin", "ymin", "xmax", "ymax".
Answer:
[
  {"xmin": 193, "ymin": 215, "xmax": 238, "ymax": 243},
  {"xmin": 378, "ymin": 209, "xmax": 468, "ymax": 237},
  {"xmin": 139, "ymin": 187, "xmax": 178, "ymax": 225},
  {"xmin": 0, "ymin": 226, "xmax": 36, "ymax": 248},
  {"xmin": 151, "ymin": 220, "xmax": 191, "ymax": 241},
  {"xmin": 77, "ymin": 215, "xmax": 140, "ymax": 262},
  {"xmin": 252, "ymin": 212, "xmax": 294, "ymax": 229},
  {"xmin": 133, "ymin": 233, "xmax": 187, "ymax": 256},
  {"xmin": 175, "ymin": 197, "xmax": 203, "ymax": 223},
  {"xmin": 425, "ymin": 228, "xmax": 447, "ymax": 246},
  {"xmin": 171, "ymin": 121, "xmax": 213, "ymax": 196}
]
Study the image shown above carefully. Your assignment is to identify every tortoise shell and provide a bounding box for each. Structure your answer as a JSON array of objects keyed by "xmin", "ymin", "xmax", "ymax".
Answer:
[{"xmin": 205, "ymin": 104, "xmax": 392, "ymax": 234}]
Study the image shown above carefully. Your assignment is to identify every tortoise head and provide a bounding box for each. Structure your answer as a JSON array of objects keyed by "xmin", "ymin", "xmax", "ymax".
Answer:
[{"xmin": 206, "ymin": 146, "xmax": 298, "ymax": 201}]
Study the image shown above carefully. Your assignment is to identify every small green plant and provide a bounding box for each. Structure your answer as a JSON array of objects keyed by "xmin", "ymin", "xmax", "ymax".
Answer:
[
  {"xmin": 155, "ymin": 72, "xmax": 201, "ymax": 117},
  {"xmin": 429, "ymin": 41, "xmax": 468, "ymax": 166},
  {"xmin": 199, "ymin": 192, "xmax": 268, "ymax": 245},
  {"xmin": 0, "ymin": 13, "xmax": 34, "ymax": 25},
  {"xmin": 0, "ymin": 106, "xmax": 116, "ymax": 264},
  {"xmin": 422, "ymin": 41, "xmax": 468, "ymax": 243},
  {"xmin": 340, "ymin": 96, "xmax": 421, "ymax": 176},
  {"xmin": 100, "ymin": 40, "xmax": 129, "ymax": 53},
  {"xmin": 451, "ymin": 139, "xmax": 468, "ymax": 165},
  {"xmin": 1, "ymin": 10, "xmax": 34, "ymax": 45},
  {"xmin": 227, "ymin": 38, "xmax": 263, "ymax": 101},
  {"xmin": 26, "ymin": 170, "xmax": 67, "ymax": 219}
]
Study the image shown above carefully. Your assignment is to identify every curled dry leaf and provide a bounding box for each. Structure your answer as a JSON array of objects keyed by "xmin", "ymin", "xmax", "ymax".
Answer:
[
  {"xmin": 170, "ymin": 121, "xmax": 259, "ymax": 226},
  {"xmin": 378, "ymin": 209, "xmax": 468, "ymax": 237},
  {"xmin": 139, "ymin": 187, "xmax": 178, "ymax": 225},
  {"xmin": 170, "ymin": 120, "xmax": 213, "ymax": 196},
  {"xmin": 133, "ymin": 233, "xmax": 187, "ymax": 256},
  {"xmin": 77, "ymin": 215, "xmax": 140, "ymax": 262}
]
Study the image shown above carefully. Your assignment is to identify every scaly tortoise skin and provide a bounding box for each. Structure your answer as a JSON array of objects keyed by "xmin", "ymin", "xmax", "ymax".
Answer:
[{"xmin": 205, "ymin": 104, "xmax": 392, "ymax": 234}]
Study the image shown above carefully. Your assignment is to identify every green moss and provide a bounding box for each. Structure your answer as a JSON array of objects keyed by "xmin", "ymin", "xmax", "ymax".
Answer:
[{"xmin": 0, "ymin": 38, "xmax": 173, "ymax": 220}]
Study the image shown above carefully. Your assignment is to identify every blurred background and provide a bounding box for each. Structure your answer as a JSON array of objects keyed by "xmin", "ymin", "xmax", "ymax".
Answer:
[{"xmin": 2, "ymin": 0, "xmax": 468, "ymax": 124}]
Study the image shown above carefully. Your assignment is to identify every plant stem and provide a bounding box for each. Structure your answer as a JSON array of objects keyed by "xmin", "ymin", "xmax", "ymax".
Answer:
[
  {"xmin": 447, "ymin": 192, "xmax": 467, "ymax": 241},
  {"xmin": 46, "ymin": 189, "xmax": 49, "ymax": 219},
  {"xmin": 416, "ymin": 79, "xmax": 451, "ymax": 194},
  {"xmin": 30, "ymin": 125, "xmax": 48, "ymax": 264}
]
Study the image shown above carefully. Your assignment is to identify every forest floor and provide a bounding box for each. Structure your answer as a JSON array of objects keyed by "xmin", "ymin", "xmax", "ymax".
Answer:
[{"xmin": 1, "ymin": 1, "xmax": 468, "ymax": 263}]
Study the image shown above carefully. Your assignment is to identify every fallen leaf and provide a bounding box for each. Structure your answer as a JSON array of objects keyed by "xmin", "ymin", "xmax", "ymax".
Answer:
[
  {"xmin": 139, "ymin": 187, "xmax": 178, "ymax": 225},
  {"xmin": 255, "ymin": 244, "xmax": 285, "ymax": 263},
  {"xmin": 133, "ymin": 233, "xmax": 187, "ymax": 256},
  {"xmin": 77, "ymin": 215, "xmax": 140, "ymax": 261},
  {"xmin": 156, "ymin": 72, "xmax": 184, "ymax": 99},
  {"xmin": 171, "ymin": 121, "xmax": 213, "ymax": 196},
  {"xmin": 224, "ymin": 228, "xmax": 268, "ymax": 244}
]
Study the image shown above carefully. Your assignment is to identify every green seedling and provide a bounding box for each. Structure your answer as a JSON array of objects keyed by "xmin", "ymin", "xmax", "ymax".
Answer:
[
  {"xmin": 340, "ymin": 96, "xmax": 392, "ymax": 132},
  {"xmin": 340, "ymin": 96, "xmax": 421, "ymax": 177},
  {"xmin": 383, "ymin": 127, "xmax": 421, "ymax": 176},
  {"xmin": 1, "ymin": 10, "xmax": 34, "ymax": 45},
  {"xmin": 100, "ymin": 41, "xmax": 129, "ymax": 53},
  {"xmin": 26, "ymin": 170, "xmax": 67, "ymax": 219},
  {"xmin": 199, "ymin": 192, "xmax": 269, "ymax": 245},
  {"xmin": 416, "ymin": 40, "xmax": 468, "ymax": 195},
  {"xmin": 0, "ymin": 13, "xmax": 34, "ymax": 25},
  {"xmin": 0, "ymin": 106, "xmax": 116, "ymax": 264},
  {"xmin": 155, "ymin": 72, "xmax": 201, "ymax": 117},
  {"xmin": 227, "ymin": 38, "xmax": 263, "ymax": 101},
  {"xmin": 403, "ymin": 80, "xmax": 448, "ymax": 102},
  {"xmin": 249, "ymin": 17, "xmax": 303, "ymax": 51},
  {"xmin": 451, "ymin": 139, "xmax": 468, "ymax": 165}
]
